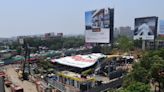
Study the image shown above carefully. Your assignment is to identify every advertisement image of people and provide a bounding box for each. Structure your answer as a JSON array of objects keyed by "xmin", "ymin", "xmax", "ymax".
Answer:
[{"xmin": 134, "ymin": 17, "xmax": 158, "ymax": 40}]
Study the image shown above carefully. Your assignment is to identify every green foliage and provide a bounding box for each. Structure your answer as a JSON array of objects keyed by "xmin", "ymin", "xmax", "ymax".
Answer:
[
  {"xmin": 11, "ymin": 36, "xmax": 85, "ymax": 51},
  {"xmin": 122, "ymin": 49, "xmax": 164, "ymax": 91},
  {"xmin": 121, "ymin": 82, "xmax": 150, "ymax": 92},
  {"xmin": 133, "ymin": 39, "xmax": 142, "ymax": 48},
  {"xmin": 38, "ymin": 60, "xmax": 54, "ymax": 70},
  {"xmin": 131, "ymin": 65, "xmax": 149, "ymax": 83},
  {"xmin": 150, "ymin": 63, "xmax": 164, "ymax": 82},
  {"xmin": 156, "ymin": 49, "xmax": 164, "ymax": 59},
  {"xmin": 109, "ymin": 82, "xmax": 150, "ymax": 92},
  {"xmin": 145, "ymin": 48, "xmax": 164, "ymax": 60},
  {"xmin": 101, "ymin": 45, "xmax": 112, "ymax": 55},
  {"xmin": 123, "ymin": 63, "xmax": 149, "ymax": 88},
  {"xmin": 122, "ymin": 73, "xmax": 134, "ymax": 88},
  {"xmin": 81, "ymin": 68, "xmax": 94, "ymax": 76},
  {"xmin": 62, "ymin": 36, "xmax": 84, "ymax": 49},
  {"xmin": 116, "ymin": 36, "xmax": 134, "ymax": 52},
  {"xmin": 92, "ymin": 45, "xmax": 101, "ymax": 53}
]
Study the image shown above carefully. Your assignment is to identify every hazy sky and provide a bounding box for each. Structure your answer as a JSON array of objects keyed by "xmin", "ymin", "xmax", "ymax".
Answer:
[{"xmin": 0, "ymin": 0, "xmax": 164, "ymax": 37}]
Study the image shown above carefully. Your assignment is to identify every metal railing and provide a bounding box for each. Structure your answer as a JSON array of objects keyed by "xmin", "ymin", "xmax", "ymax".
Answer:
[{"xmin": 47, "ymin": 78, "xmax": 66, "ymax": 92}]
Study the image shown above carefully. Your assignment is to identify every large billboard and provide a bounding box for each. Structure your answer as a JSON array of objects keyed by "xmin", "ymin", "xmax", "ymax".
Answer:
[
  {"xmin": 134, "ymin": 17, "xmax": 158, "ymax": 40},
  {"xmin": 51, "ymin": 53, "xmax": 105, "ymax": 68},
  {"xmin": 159, "ymin": 20, "xmax": 164, "ymax": 37},
  {"xmin": 85, "ymin": 8, "xmax": 114, "ymax": 43}
]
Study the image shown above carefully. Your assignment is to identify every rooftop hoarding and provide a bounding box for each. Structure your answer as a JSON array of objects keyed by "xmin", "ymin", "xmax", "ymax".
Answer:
[
  {"xmin": 159, "ymin": 20, "xmax": 164, "ymax": 37},
  {"xmin": 51, "ymin": 53, "xmax": 106, "ymax": 68},
  {"xmin": 85, "ymin": 8, "xmax": 114, "ymax": 43},
  {"xmin": 134, "ymin": 17, "xmax": 158, "ymax": 40}
]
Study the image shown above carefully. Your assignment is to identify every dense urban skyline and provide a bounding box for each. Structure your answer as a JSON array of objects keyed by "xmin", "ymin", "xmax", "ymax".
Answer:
[{"xmin": 0, "ymin": 0, "xmax": 164, "ymax": 37}]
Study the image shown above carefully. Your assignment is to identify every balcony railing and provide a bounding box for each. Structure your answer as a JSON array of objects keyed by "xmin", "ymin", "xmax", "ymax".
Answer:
[
  {"xmin": 48, "ymin": 78, "xmax": 66, "ymax": 92},
  {"xmin": 48, "ymin": 78, "xmax": 80, "ymax": 92}
]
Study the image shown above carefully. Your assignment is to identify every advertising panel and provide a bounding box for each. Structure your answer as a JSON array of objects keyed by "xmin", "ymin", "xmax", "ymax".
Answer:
[
  {"xmin": 85, "ymin": 8, "xmax": 113, "ymax": 43},
  {"xmin": 51, "ymin": 53, "xmax": 105, "ymax": 68},
  {"xmin": 134, "ymin": 17, "xmax": 158, "ymax": 40},
  {"xmin": 159, "ymin": 20, "xmax": 164, "ymax": 37}
]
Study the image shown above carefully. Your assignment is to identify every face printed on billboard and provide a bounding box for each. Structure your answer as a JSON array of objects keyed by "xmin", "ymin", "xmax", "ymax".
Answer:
[
  {"xmin": 134, "ymin": 17, "xmax": 158, "ymax": 40},
  {"xmin": 85, "ymin": 8, "xmax": 112, "ymax": 43}
]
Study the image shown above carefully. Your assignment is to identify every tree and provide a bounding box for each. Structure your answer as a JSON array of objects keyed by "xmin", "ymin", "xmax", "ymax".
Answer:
[
  {"xmin": 92, "ymin": 45, "xmax": 101, "ymax": 53},
  {"xmin": 150, "ymin": 62, "xmax": 164, "ymax": 92},
  {"xmin": 122, "ymin": 82, "xmax": 150, "ymax": 92},
  {"xmin": 139, "ymin": 55, "xmax": 162, "ymax": 70},
  {"xmin": 133, "ymin": 39, "xmax": 142, "ymax": 49},
  {"xmin": 101, "ymin": 45, "xmax": 112, "ymax": 54},
  {"xmin": 156, "ymin": 48, "xmax": 164, "ymax": 60},
  {"xmin": 11, "ymin": 36, "xmax": 85, "ymax": 51},
  {"xmin": 116, "ymin": 36, "xmax": 134, "ymax": 52},
  {"xmin": 123, "ymin": 49, "xmax": 164, "ymax": 91},
  {"xmin": 123, "ymin": 62, "xmax": 149, "ymax": 88},
  {"xmin": 108, "ymin": 82, "xmax": 150, "ymax": 92},
  {"xmin": 132, "ymin": 65, "xmax": 149, "ymax": 83}
]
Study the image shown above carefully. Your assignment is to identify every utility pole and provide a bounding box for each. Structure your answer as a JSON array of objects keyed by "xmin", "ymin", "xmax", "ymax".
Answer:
[
  {"xmin": 23, "ymin": 42, "xmax": 28, "ymax": 80},
  {"xmin": 18, "ymin": 38, "xmax": 30, "ymax": 80},
  {"xmin": 110, "ymin": 8, "xmax": 114, "ymax": 49}
]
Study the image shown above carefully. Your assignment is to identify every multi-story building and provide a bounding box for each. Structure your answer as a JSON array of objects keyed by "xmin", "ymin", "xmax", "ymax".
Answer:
[
  {"xmin": 114, "ymin": 28, "xmax": 120, "ymax": 39},
  {"xmin": 114, "ymin": 26, "xmax": 133, "ymax": 39},
  {"xmin": 57, "ymin": 33, "xmax": 63, "ymax": 37},
  {"xmin": 147, "ymin": 40, "xmax": 164, "ymax": 49}
]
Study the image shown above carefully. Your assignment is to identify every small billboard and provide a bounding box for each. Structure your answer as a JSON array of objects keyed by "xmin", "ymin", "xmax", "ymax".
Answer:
[
  {"xmin": 159, "ymin": 20, "xmax": 164, "ymax": 37},
  {"xmin": 134, "ymin": 17, "xmax": 158, "ymax": 40}
]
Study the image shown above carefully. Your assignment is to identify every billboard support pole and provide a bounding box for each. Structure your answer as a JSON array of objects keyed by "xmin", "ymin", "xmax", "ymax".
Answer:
[
  {"xmin": 110, "ymin": 8, "xmax": 114, "ymax": 48},
  {"xmin": 154, "ymin": 39, "xmax": 156, "ymax": 50},
  {"xmin": 154, "ymin": 17, "xmax": 158, "ymax": 50},
  {"xmin": 142, "ymin": 40, "xmax": 146, "ymax": 50}
]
